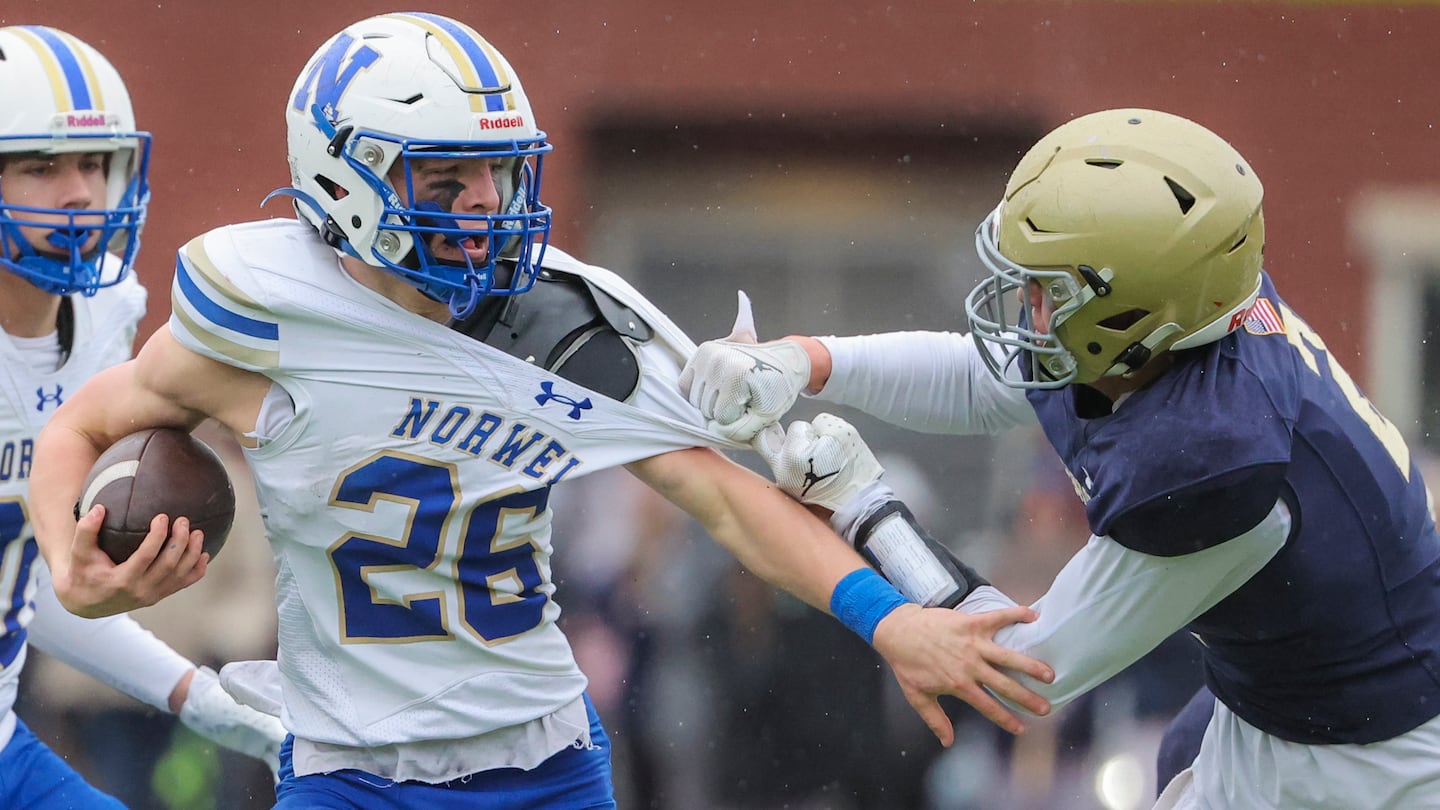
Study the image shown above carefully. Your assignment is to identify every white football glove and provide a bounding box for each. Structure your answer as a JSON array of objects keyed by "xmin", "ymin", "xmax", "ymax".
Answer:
[
  {"xmin": 179, "ymin": 665, "xmax": 286, "ymax": 778},
  {"xmin": 218, "ymin": 659, "xmax": 284, "ymax": 718},
  {"xmin": 678, "ymin": 291, "xmax": 810, "ymax": 442},
  {"xmin": 755, "ymin": 413, "xmax": 884, "ymax": 512}
]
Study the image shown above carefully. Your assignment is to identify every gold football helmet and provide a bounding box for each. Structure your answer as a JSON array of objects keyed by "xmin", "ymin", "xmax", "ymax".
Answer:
[{"xmin": 967, "ymin": 108, "xmax": 1265, "ymax": 388}]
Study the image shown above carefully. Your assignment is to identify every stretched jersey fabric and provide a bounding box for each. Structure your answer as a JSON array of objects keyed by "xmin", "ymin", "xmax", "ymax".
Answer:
[
  {"xmin": 1027, "ymin": 272, "xmax": 1440, "ymax": 746},
  {"xmin": 168, "ymin": 220, "xmax": 738, "ymax": 776},
  {"xmin": 0, "ymin": 271, "xmax": 145, "ymax": 732}
]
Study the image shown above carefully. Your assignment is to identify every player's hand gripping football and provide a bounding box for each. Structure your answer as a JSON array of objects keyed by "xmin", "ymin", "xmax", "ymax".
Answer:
[
  {"xmin": 678, "ymin": 291, "xmax": 810, "ymax": 442},
  {"xmin": 58, "ymin": 504, "xmax": 208, "ymax": 618}
]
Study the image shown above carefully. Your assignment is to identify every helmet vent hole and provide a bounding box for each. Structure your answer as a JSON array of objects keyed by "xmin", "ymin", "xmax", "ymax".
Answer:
[
  {"xmin": 1164, "ymin": 177, "xmax": 1197, "ymax": 214},
  {"xmin": 1086, "ymin": 342, "xmax": 1103, "ymax": 355},
  {"xmin": 1227, "ymin": 233, "xmax": 1249, "ymax": 254},
  {"xmin": 1098, "ymin": 308, "xmax": 1149, "ymax": 331},
  {"xmin": 1085, "ymin": 159, "xmax": 1124, "ymax": 169},
  {"xmin": 314, "ymin": 175, "xmax": 349, "ymax": 202},
  {"xmin": 1025, "ymin": 218, "xmax": 1057, "ymax": 234},
  {"xmin": 397, "ymin": 93, "xmax": 423, "ymax": 105}
]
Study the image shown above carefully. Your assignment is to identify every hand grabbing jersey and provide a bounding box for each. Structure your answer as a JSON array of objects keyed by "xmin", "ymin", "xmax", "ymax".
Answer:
[{"xmin": 678, "ymin": 291, "xmax": 810, "ymax": 441}]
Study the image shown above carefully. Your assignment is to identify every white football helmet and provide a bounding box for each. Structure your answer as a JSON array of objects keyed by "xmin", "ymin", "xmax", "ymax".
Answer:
[
  {"xmin": 967, "ymin": 109, "xmax": 1265, "ymax": 389},
  {"xmin": 0, "ymin": 25, "xmax": 150, "ymax": 295},
  {"xmin": 276, "ymin": 12, "xmax": 552, "ymax": 317}
]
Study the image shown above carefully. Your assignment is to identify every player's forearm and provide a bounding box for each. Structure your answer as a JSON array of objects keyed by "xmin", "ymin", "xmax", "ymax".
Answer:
[
  {"xmin": 814, "ymin": 331, "xmax": 1035, "ymax": 434},
  {"xmin": 629, "ymin": 447, "xmax": 867, "ymax": 613},
  {"xmin": 30, "ymin": 417, "xmax": 107, "ymax": 577},
  {"xmin": 959, "ymin": 502, "xmax": 1291, "ymax": 714},
  {"xmin": 26, "ymin": 572, "xmax": 194, "ymax": 712},
  {"xmin": 783, "ymin": 334, "xmax": 833, "ymax": 394}
]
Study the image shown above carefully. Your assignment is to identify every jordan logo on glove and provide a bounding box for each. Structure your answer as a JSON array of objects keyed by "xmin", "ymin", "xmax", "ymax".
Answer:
[{"xmin": 801, "ymin": 459, "xmax": 841, "ymax": 499}]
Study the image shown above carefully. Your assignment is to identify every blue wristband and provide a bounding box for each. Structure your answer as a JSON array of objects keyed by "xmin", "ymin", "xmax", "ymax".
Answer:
[{"xmin": 829, "ymin": 568, "xmax": 911, "ymax": 645}]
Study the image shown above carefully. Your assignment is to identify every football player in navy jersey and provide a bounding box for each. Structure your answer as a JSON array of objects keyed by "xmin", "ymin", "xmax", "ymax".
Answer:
[{"xmin": 680, "ymin": 108, "xmax": 1440, "ymax": 809}]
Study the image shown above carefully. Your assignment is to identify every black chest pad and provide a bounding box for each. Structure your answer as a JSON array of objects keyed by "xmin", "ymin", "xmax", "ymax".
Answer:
[{"xmin": 450, "ymin": 268, "xmax": 654, "ymax": 402}]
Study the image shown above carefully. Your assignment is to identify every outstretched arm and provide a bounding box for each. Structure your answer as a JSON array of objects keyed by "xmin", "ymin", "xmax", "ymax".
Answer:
[
  {"xmin": 761, "ymin": 413, "xmax": 1291, "ymax": 717},
  {"xmin": 625, "ymin": 447, "xmax": 1053, "ymax": 742},
  {"xmin": 678, "ymin": 293, "xmax": 1035, "ymax": 439},
  {"xmin": 957, "ymin": 503, "xmax": 1290, "ymax": 714}
]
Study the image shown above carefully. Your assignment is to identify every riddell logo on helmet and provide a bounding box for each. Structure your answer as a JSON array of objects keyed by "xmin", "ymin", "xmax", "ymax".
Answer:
[
  {"xmin": 477, "ymin": 114, "xmax": 525, "ymax": 130},
  {"xmin": 1227, "ymin": 308, "xmax": 1251, "ymax": 332},
  {"xmin": 65, "ymin": 113, "xmax": 110, "ymax": 128}
]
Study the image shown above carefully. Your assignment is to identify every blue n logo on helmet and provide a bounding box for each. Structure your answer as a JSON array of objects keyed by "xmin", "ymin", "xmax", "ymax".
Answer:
[{"xmin": 291, "ymin": 33, "xmax": 380, "ymax": 119}]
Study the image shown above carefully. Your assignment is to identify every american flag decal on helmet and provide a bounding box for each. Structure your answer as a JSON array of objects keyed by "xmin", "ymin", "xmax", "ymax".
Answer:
[{"xmin": 1243, "ymin": 298, "xmax": 1285, "ymax": 336}]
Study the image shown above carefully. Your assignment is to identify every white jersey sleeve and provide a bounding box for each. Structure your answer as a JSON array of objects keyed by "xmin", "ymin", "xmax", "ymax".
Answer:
[
  {"xmin": 168, "ymin": 229, "xmax": 281, "ymax": 373},
  {"xmin": 26, "ymin": 563, "xmax": 191, "ymax": 712},
  {"xmin": 815, "ymin": 331, "xmax": 1036, "ymax": 434},
  {"xmin": 957, "ymin": 500, "xmax": 1291, "ymax": 714}
]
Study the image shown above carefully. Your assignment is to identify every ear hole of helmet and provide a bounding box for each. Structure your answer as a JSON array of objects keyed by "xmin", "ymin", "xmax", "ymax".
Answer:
[
  {"xmin": 1098, "ymin": 308, "xmax": 1150, "ymax": 331},
  {"xmin": 315, "ymin": 175, "xmax": 348, "ymax": 201}
]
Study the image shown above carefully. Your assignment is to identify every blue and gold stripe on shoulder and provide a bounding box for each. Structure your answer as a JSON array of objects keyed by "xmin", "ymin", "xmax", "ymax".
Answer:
[
  {"xmin": 169, "ymin": 237, "xmax": 280, "ymax": 370},
  {"xmin": 9, "ymin": 25, "xmax": 106, "ymax": 112}
]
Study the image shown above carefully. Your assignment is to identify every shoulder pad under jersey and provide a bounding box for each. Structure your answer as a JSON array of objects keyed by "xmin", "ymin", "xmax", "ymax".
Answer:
[{"xmin": 451, "ymin": 266, "xmax": 654, "ymax": 402}]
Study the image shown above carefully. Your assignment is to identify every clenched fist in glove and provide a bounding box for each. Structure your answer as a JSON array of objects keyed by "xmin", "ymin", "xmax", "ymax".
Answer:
[
  {"xmin": 679, "ymin": 291, "xmax": 810, "ymax": 442},
  {"xmin": 754, "ymin": 412, "xmax": 885, "ymax": 513},
  {"xmin": 758, "ymin": 414, "xmax": 984, "ymax": 613}
]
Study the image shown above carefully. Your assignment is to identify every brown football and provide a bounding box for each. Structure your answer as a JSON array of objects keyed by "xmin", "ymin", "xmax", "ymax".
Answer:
[{"xmin": 77, "ymin": 428, "xmax": 236, "ymax": 565}]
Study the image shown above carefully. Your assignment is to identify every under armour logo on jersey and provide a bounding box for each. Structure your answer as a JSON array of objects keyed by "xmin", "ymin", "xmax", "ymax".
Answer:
[
  {"xmin": 35, "ymin": 385, "xmax": 64, "ymax": 412},
  {"xmin": 535, "ymin": 381, "xmax": 593, "ymax": 420},
  {"xmin": 800, "ymin": 459, "xmax": 840, "ymax": 498}
]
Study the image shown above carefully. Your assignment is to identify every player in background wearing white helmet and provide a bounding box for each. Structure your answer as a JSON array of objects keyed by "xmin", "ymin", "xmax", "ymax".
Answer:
[
  {"xmin": 25, "ymin": 13, "xmax": 1052, "ymax": 809},
  {"xmin": 679, "ymin": 108, "xmax": 1440, "ymax": 809},
  {"xmin": 0, "ymin": 24, "xmax": 288, "ymax": 807}
]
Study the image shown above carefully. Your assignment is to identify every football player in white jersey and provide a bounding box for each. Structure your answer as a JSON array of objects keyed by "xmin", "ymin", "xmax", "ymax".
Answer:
[
  {"xmin": 0, "ymin": 24, "xmax": 288, "ymax": 808},
  {"xmin": 25, "ymin": 13, "xmax": 1052, "ymax": 810},
  {"xmin": 680, "ymin": 109, "xmax": 1440, "ymax": 809}
]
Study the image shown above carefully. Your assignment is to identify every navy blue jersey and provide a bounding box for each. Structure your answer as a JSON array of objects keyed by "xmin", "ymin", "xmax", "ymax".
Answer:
[{"xmin": 1028, "ymin": 272, "xmax": 1440, "ymax": 744}]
